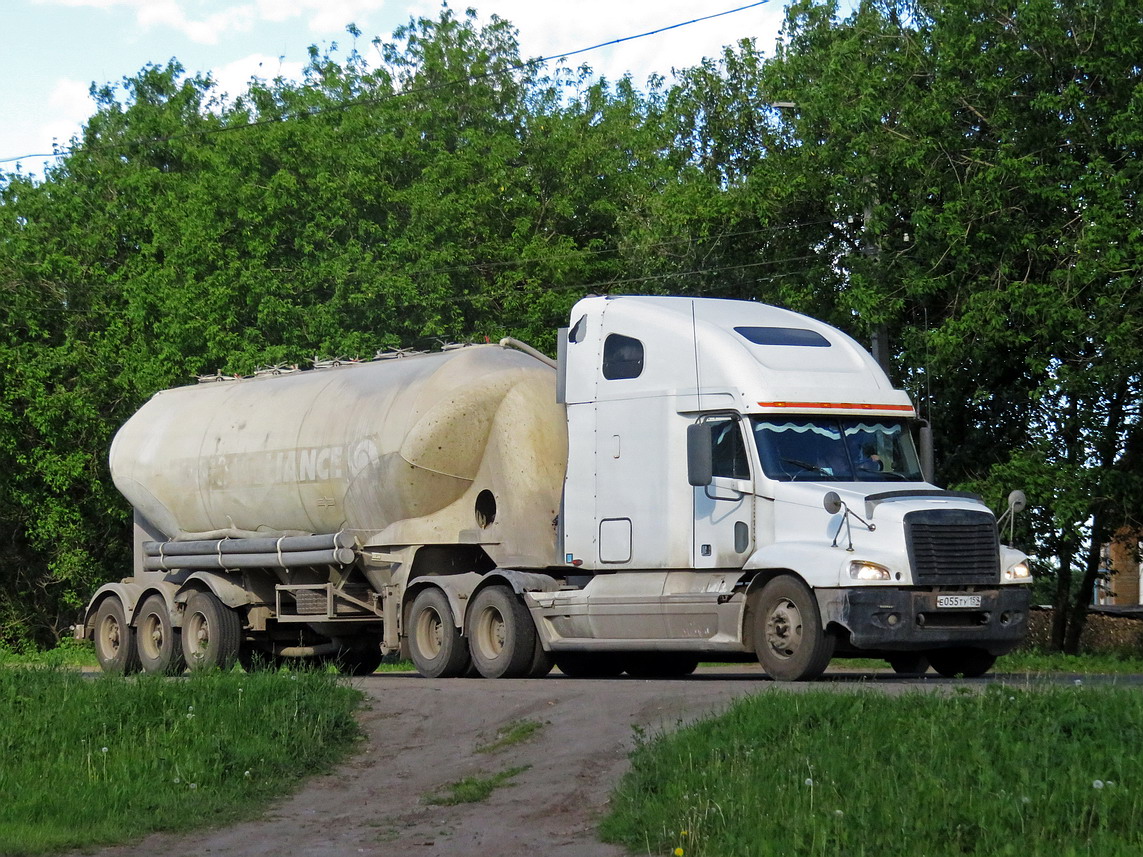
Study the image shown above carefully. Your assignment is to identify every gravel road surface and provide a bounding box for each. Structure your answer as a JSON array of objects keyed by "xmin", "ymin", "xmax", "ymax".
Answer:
[{"xmin": 75, "ymin": 664, "xmax": 1104, "ymax": 857}]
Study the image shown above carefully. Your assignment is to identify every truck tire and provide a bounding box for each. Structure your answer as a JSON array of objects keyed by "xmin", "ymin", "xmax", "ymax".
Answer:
[
  {"xmin": 466, "ymin": 586, "xmax": 537, "ymax": 679},
  {"xmin": 886, "ymin": 652, "xmax": 930, "ymax": 676},
  {"xmin": 93, "ymin": 596, "xmax": 141, "ymax": 675},
  {"xmin": 526, "ymin": 634, "xmax": 553, "ymax": 678},
  {"xmin": 622, "ymin": 653, "xmax": 700, "ymax": 678},
  {"xmin": 182, "ymin": 591, "xmax": 241, "ymax": 671},
  {"xmin": 927, "ymin": 647, "xmax": 996, "ymax": 678},
  {"xmin": 553, "ymin": 653, "xmax": 624, "ymax": 678},
  {"xmin": 136, "ymin": 594, "xmax": 185, "ymax": 675},
  {"xmin": 408, "ymin": 588, "xmax": 471, "ymax": 678},
  {"xmin": 752, "ymin": 575, "xmax": 835, "ymax": 681}
]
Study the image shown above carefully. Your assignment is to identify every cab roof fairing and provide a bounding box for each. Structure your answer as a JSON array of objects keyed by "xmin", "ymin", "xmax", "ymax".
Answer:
[{"xmin": 567, "ymin": 296, "xmax": 914, "ymax": 416}]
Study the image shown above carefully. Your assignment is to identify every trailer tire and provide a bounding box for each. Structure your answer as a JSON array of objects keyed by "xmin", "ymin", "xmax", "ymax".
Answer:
[
  {"xmin": 182, "ymin": 591, "xmax": 241, "ymax": 671},
  {"xmin": 466, "ymin": 586, "xmax": 537, "ymax": 679},
  {"xmin": 408, "ymin": 588, "xmax": 471, "ymax": 678},
  {"xmin": 93, "ymin": 596, "xmax": 141, "ymax": 675},
  {"xmin": 136, "ymin": 594, "xmax": 185, "ymax": 675},
  {"xmin": 927, "ymin": 647, "xmax": 996, "ymax": 678},
  {"xmin": 752, "ymin": 575, "xmax": 834, "ymax": 681},
  {"xmin": 553, "ymin": 653, "xmax": 624, "ymax": 678}
]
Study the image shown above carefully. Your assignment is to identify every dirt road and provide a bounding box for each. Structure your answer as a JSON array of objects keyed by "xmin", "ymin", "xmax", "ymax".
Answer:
[{"xmin": 79, "ymin": 665, "xmax": 976, "ymax": 857}]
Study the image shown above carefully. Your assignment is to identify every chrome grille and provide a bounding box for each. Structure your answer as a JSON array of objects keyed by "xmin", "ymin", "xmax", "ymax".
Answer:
[{"xmin": 904, "ymin": 509, "xmax": 1000, "ymax": 585}]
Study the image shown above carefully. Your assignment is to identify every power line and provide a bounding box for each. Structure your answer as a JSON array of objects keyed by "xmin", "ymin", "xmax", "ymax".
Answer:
[{"xmin": 0, "ymin": 2, "xmax": 772, "ymax": 166}]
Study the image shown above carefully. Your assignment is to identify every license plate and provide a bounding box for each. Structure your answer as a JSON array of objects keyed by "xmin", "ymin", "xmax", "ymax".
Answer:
[{"xmin": 937, "ymin": 595, "xmax": 981, "ymax": 609}]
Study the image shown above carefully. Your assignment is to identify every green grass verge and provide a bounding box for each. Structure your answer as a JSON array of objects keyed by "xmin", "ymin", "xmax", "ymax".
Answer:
[
  {"xmin": 0, "ymin": 667, "xmax": 363, "ymax": 856},
  {"xmin": 602, "ymin": 685, "xmax": 1143, "ymax": 857}
]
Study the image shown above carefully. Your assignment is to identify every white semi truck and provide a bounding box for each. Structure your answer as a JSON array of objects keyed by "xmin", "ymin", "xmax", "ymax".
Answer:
[{"xmin": 80, "ymin": 295, "xmax": 1032, "ymax": 680}]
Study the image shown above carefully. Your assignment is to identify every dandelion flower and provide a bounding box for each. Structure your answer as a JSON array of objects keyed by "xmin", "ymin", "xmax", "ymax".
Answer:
[
  {"xmin": 101, "ymin": 747, "xmax": 108, "ymax": 754},
  {"xmin": 680, "ymin": 830, "xmax": 688, "ymax": 837},
  {"xmin": 244, "ymin": 770, "xmax": 252, "ymax": 778},
  {"xmin": 834, "ymin": 810, "xmax": 844, "ymax": 817},
  {"xmin": 190, "ymin": 783, "xmax": 198, "ymax": 790},
  {"xmin": 1021, "ymin": 796, "xmax": 1031, "ymax": 804},
  {"xmin": 1093, "ymin": 780, "xmax": 1104, "ymax": 789},
  {"xmin": 1074, "ymin": 679, "xmax": 1083, "ymax": 686},
  {"xmin": 804, "ymin": 778, "xmax": 814, "ymax": 787},
  {"xmin": 674, "ymin": 849, "xmax": 684, "ymax": 857}
]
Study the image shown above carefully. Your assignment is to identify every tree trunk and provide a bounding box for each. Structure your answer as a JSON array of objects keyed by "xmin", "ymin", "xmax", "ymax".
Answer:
[{"xmin": 1050, "ymin": 543, "xmax": 1076, "ymax": 651}]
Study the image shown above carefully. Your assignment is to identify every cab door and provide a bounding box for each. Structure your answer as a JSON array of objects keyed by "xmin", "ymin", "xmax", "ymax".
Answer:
[{"xmin": 692, "ymin": 414, "xmax": 755, "ymax": 568}]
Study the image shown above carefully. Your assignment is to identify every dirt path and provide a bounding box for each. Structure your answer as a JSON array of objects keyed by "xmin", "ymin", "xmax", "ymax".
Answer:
[{"xmin": 77, "ymin": 665, "xmax": 990, "ymax": 857}]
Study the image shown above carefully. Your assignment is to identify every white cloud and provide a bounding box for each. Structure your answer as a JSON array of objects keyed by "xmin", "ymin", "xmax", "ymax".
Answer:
[
  {"xmin": 44, "ymin": 77, "xmax": 95, "ymax": 148},
  {"xmin": 210, "ymin": 53, "xmax": 306, "ymax": 100}
]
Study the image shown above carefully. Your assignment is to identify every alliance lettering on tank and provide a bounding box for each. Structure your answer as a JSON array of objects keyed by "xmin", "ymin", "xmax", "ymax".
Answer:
[{"xmin": 203, "ymin": 440, "xmax": 379, "ymax": 488}]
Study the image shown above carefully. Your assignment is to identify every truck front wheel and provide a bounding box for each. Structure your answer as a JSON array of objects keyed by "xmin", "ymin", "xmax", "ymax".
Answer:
[
  {"xmin": 752, "ymin": 576, "xmax": 834, "ymax": 681},
  {"xmin": 136, "ymin": 594, "xmax": 185, "ymax": 675},
  {"xmin": 466, "ymin": 586, "xmax": 538, "ymax": 679},
  {"xmin": 408, "ymin": 588, "xmax": 471, "ymax": 678},
  {"xmin": 182, "ymin": 591, "xmax": 241, "ymax": 670},
  {"xmin": 93, "ymin": 596, "xmax": 141, "ymax": 675}
]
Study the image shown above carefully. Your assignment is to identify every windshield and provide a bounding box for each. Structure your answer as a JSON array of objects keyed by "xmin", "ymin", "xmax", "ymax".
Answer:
[{"xmin": 750, "ymin": 417, "xmax": 924, "ymax": 483}]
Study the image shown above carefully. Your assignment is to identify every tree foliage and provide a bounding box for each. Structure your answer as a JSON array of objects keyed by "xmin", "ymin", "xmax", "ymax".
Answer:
[{"xmin": 1, "ymin": 1, "xmax": 1139, "ymax": 650}]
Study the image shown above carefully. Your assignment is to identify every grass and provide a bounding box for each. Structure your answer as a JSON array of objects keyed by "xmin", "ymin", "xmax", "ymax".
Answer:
[
  {"xmin": 601, "ymin": 685, "xmax": 1143, "ymax": 857},
  {"xmin": 833, "ymin": 650, "xmax": 1143, "ymax": 675},
  {"xmin": 476, "ymin": 719, "xmax": 545, "ymax": 754},
  {"xmin": 0, "ymin": 666, "xmax": 363, "ymax": 856},
  {"xmin": 424, "ymin": 766, "xmax": 531, "ymax": 806}
]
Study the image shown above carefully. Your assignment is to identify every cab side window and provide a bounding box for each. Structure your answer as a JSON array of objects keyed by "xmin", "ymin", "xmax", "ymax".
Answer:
[
  {"xmin": 710, "ymin": 417, "xmax": 750, "ymax": 480},
  {"xmin": 602, "ymin": 334, "xmax": 644, "ymax": 380}
]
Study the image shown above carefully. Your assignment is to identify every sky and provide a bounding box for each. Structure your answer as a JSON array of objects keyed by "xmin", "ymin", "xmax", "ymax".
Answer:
[{"xmin": 0, "ymin": 0, "xmax": 796, "ymax": 178}]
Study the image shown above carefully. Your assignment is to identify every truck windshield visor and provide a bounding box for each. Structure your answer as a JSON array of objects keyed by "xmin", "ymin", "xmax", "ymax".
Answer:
[{"xmin": 751, "ymin": 417, "xmax": 924, "ymax": 482}]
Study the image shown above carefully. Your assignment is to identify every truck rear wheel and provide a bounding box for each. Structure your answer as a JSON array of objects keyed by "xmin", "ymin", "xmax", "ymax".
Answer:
[
  {"xmin": 136, "ymin": 594, "xmax": 185, "ymax": 675},
  {"xmin": 93, "ymin": 596, "xmax": 141, "ymax": 675},
  {"xmin": 622, "ymin": 653, "xmax": 700, "ymax": 678},
  {"xmin": 466, "ymin": 586, "xmax": 537, "ymax": 679},
  {"xmin": 182, "ymin": 591, "xmax": 241, "ymax": 671},
  {"xmin": 886, "ymin": 652, "xmax": 930, "ymax": 676},
  {"xmin": 752, "ymin": 575, "xmax": 834, "ymax": 681},
  {"xmin": 409, "ymin": 588, "xmax": 471, "ymax": 678},
  {"xmin": 928, "ymin": 647, "xmax": 996, "ymax": 678}
]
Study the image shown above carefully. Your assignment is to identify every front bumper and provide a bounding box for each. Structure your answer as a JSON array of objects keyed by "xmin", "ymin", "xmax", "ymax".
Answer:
[{"xmin": 819, "ymin": 586, "xmax": 1031, "ymax": 655}]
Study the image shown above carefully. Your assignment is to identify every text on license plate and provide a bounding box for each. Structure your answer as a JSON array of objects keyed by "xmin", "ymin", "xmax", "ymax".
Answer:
[{"xmin": 937, "ymin": 595, "xmax": 982, "ymax": 609}]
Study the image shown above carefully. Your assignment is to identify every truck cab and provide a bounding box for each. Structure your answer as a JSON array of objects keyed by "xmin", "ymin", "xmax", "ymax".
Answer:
[{"xmin": 534, "ymin": 295, "xmax": 1030, "ymax": 679}]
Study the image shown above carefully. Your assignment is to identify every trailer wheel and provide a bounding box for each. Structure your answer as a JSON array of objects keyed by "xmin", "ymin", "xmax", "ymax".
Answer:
[
  {"xmin": 182, "ymin": 591, "xmax": 241, "ymax": 671},
  {"xmin": 752, "ymin": 575, "xmax": 835, "ymax": 681},
  {"xmin": 466, "ymin": 586, "xmax": 537, "ymax": 679},
  {"xmin": 93, "ymin": 597, "xmax": 141, "ymax": 675},
  {"xmin": 886, "ymin": 652, "xmax": 930, "ymax": 676},
  {"xmin": 136, "ymin": 594, "xmax": 185, "ymax": 675},
  {"xmin": 927, "ymin": 647, "xmax": 996, "ymax": 678},
  {"xmin": 408, "ymin": 588, "xmax": 471, "ymax": 678}
]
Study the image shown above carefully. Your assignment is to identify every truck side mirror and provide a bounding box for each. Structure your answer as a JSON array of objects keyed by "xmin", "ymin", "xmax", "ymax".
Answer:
[
  {"xmin": 918, "ymin": 421, "xmax": 934, "ymax": 483},
  {"xmin": 687, "ymin": 423, "xmax": 713, "ymax": 487}
]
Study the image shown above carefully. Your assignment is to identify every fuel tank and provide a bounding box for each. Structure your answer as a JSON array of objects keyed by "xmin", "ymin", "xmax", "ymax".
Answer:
[{"xmin": 110, "ymin": 345, "xmax": 568, "ymax": 568}]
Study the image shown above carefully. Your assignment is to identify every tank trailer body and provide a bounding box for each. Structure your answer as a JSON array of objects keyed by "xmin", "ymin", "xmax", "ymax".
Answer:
[{"xmin": 81, "ymin": 296, "xmax": 1031, "ymax": 679}]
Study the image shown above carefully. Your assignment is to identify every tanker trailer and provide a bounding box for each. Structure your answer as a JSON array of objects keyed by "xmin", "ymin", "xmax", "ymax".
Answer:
[{"xmin": 80, "ymin": 343, "xmax": 567, "ymax": 675}]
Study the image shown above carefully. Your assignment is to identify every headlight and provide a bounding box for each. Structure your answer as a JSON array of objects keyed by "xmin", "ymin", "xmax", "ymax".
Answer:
[
  {"xmin": 1004, "ymin": 560, "xmax": 1032, "ymax": 581},
  {"xmin": 849, "ymin": 560, "xmax": 891, "ymax": 581}
]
